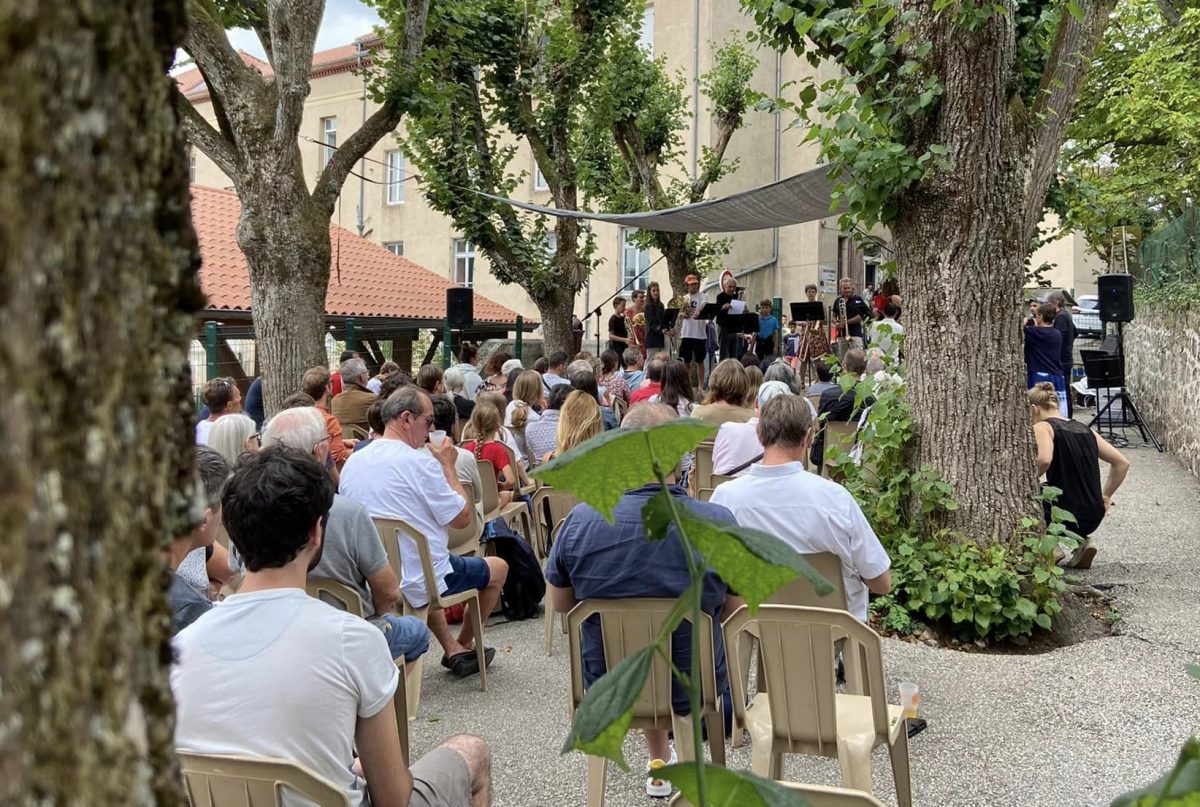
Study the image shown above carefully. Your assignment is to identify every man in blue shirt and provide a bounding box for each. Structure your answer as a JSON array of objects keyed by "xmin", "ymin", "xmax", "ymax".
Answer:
[{"xmin": 545, "ymin": 402, "xmax": 740, "ymax": 797}]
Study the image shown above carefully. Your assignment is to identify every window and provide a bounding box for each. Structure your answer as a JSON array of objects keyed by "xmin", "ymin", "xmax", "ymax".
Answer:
[
  {"xmin": 320, "ymin": 116, "xmax": 337, "ymax": 168},
  {"xmin": 637, "ymin": 6, "xmax": 654, "ymax": 54},
  {"xmin": 453, "ymin": 238, "xmax": 475, "ymax": 287},
  {"xmin": 385, "ymin": 150, "xmax": 405, "ymax": 204},
  {"xmin": 533, "ymin": 161, "xmax": 549, "ymax": 191},
  {"xmin": 383, "ymin": 241, "xmax": 404, "ymax": 256},
  {"xmin": 188, "ymin": 148, "xmax": 196, "ymax": 183},
  {"xmin": 621, "ymin": 228, "xmax": 650, "ymax": 291}
]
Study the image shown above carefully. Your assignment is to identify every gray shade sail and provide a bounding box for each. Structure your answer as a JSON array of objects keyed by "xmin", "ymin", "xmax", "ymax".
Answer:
[{"xmin": 475, "ymin": 165, "xmax": 842, "ymax": 233}]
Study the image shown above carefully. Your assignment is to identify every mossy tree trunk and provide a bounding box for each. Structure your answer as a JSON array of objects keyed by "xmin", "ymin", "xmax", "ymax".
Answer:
[{"xmin": 0, "ymin": 0, "xmax": 202, "ymax": 802}]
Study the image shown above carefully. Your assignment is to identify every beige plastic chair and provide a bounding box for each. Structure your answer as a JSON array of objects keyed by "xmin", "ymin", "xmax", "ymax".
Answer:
[
  {"xmin": 611, "ymin": 395, "xmax": 628, "ymax": 424},
  {"xmin": 373, "ymin": 517, "xmax": 488, "ymax": 720},
  {"xmin": 477, "ymin": 459, "xmax": 530, "ymax": 536},
  {"xmin": 696, "ymin": 473, "xmax": 735, "ymax": 503},
  {"xmin": 671, "ymin": 781, "xmax": 886, "ymax": 807},
  {"xmin": 530, "ymin": 488, "xmax": 581, "ymax": 655},
  {"xmin": 305, "ymin": 577, "xmax": 365, "ymax": 618},
  {"xmin": 820, "ymin": 420, "xmax": 858, "ymax": 478},
  {"xmin": 723, "ymin": 605, "xmax": 912, "ymax": 807},
  {"xmin": 447, "ymin": 481, "xmax": 482, "ymax": 557},
  {"xmin": 567, "ymin": 598, "xmax": 726, "ymax": 807},
  {"xmin": 178, "ymin": 752, "xmax": 350, "ymax": 807},
  {"xmin": 691, "ymin": 440, "xmax": 716, "ymax": 496}
]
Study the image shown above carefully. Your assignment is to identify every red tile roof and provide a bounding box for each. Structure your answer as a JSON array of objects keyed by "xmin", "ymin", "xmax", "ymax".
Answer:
[
  {"xmin": 190, "ymin": 185, "xmax": 525, "ymax": 326},
  {"xmin": 181, "ymin": 36, "xmax": 383, "ymax": 101}
]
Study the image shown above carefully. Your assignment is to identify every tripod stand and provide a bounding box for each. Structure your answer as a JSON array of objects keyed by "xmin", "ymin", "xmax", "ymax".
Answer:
[{"xmin": 1084, "ymin": 322, "xmax": 1162, "ymax": 451}]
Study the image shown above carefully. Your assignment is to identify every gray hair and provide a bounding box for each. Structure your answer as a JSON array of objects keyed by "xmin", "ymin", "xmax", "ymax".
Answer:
[
  {"xmin": 621, "ymin": 402, "xmax": 677, "ymax": 429},
  {"xmin": 381, "ymin": 385, "xmax": 429, "ymax": 423},
  {"xmin": 444, "ymin": 367, "xmax": 466, "ymax": 393},
  {"xmin": 262, "ymin": 407, "xmax": 327, "ymax": 455},
  {"xmin": 1047, "ymin": 290, "xmax": 1066, "ymax": 308},
  {"xmin": 195, "ymin": 446, "xmax": 230, "ymax": 509},
  {"xmin": 622, "ymin": 347, "xmax": 641, "ymax": 368},
  {"xmin": 763, "ymin": 360, "xmax": 801, "ymax": 394},
  {"xmin": 566, "ymin": 359, "xmax": 592, "ymax": 377},
  {"xmin": 207, "ymin": 413, "xmax": 257, "ymax": 467},
  {"xmin": 757, "ymin": 395, "xmax": 815, "ymax": 450},
  {"xmin": 755, "ymin": 380, "xmax": 792, "ymax": 408},
  {"xmin": 341, "ymin": 357, "xmax": 368, "ymax": 385},
  {"xmin": 865, "ymin": 356, "xmax": 886, "ymax": 375},
  {"xmin": 501, "ymin": 358, "xmax": 524, "ymax": 376}
]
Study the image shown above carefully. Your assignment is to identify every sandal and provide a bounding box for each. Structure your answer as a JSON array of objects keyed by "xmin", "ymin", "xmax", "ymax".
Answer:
[{"xmin": 442, "ymin": 647, "xmax": 496, "ymax": 678}]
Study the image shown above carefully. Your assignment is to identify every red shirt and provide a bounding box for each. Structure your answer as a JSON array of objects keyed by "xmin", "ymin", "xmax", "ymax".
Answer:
[
  {"xmin": 630, "ymin": 381, "xmax": 661, "ymax": 406},
  {"xmin": 330, "ymin": 374, "xmax": 343, "ymax": 397},
  {"xmin": 462, "ymin": 440, "xmax": 513, "ymax": 485}
]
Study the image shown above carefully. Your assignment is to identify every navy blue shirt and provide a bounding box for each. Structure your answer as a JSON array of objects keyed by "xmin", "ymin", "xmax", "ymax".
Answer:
[
  {"xmin": 546, "ymin": 484, "xmax": 735, "ymax": 714},
  {"xmin": 244, "ymin": 377, "xmax": 265, "ymax": 429}
]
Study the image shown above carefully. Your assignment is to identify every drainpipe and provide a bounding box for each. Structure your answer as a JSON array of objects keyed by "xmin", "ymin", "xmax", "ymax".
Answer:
[
  {"xmin": 691, "ymin": 0, "xmax": 700, "ymax": 179},
  {"xmin": 356, "ymin": 41, "xmax": 367, "ymax": 236}
]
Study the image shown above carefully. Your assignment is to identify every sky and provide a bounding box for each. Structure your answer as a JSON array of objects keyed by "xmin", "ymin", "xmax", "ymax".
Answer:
[{"xmin": 175, "ymin": 0, "xmax": 382, "ymax": 70}]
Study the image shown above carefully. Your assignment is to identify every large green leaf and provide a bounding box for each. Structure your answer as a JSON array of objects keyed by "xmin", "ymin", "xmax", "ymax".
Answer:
[
  {"xmin": 658, "ymin": 761, "xmax": 812, "ymax": 806},
  {"xmin": 1110, "ymin": 737, "xmax": 1200, "ymax": 806},
  {"xmin": 532, "ymin": 421, "xmax": 717, "ymax": 521},
  {"xmin": 671, "ymin": 507, "xmax": 835, "ymax": 611},
  {"xmin": 561, "ymin": 644, "xmax": 653, "ymax": 771}
]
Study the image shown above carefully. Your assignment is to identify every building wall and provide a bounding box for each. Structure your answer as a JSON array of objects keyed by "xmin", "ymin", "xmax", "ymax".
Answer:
[
  {"xmin": 187, "ymin": 5, "xmax": 1095, "ymax": 340},
  {"xmin": 1126, "ymin": 303, "xmax": 1200, "ymax": 480},
  {"xmin": 1028, "ymin": 212, "xmax": 1105, "ymax": 295}
]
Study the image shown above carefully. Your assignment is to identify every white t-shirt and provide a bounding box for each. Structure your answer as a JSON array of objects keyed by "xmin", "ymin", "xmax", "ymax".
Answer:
[
  {"xmin": 504, "ymin": 400, "xmax": 542, "ymax": 428},
  {"xmin": 338, "ymin": 439, "xmax": 466, "ymax": 607},
  {"xmin": 194, "ymin": 419, "xmax": 213, "ymax": 445},
  {"xmin": 172, "ymin": 589, "xmax": 397, "ymax": 807},
  {"xmin": 868, "ymin": 318, "xmax": 905, "ymax": 357},
  {"xmin": 679, "ymin": 291, "xmax": 708, "ymax": 340},
  {"xmin": 710, "ymin": 461, "xmax": 890, "ymax": 620},
  {"xmin": 366, "ymin": 376, "xmax": 383, "ymax": 395},
  {"xmin": 712, "ymin": 418, "xmax": 762, "ymax": 477}
]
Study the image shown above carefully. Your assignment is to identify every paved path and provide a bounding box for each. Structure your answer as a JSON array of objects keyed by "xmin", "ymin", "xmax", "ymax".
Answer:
[{"xmin": 406, "ymin": 443, "xmax": 1200, "ymax": 806}]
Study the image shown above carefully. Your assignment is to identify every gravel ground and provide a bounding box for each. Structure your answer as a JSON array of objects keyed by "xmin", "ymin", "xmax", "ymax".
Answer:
[{"xmin": 405, "ymin": 442, "xmax": 1200, "ymax": 806}]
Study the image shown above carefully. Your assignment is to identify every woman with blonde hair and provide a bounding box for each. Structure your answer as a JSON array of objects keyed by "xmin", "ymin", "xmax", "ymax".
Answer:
[
  {"xmin": 462, "ymin": 402, "xmax": 516, "ymax": 506},
  {"xmin": 1028, "ymin": 381, "xmax": 1129, "ymax": 569},
  {"xmin": 206, "ymin": 413, "xmax": 258, "ymax": 467},
  {"xmin": 543, "ymin": 390, "xmax": 603, "ymax": 465},
  {"xmin": 505, "ymin": 370, "xmax": 544, "ymax": 428},
  {"xmin": 693, "ymin": 359, "xmax": 753, "ymax": 426}
]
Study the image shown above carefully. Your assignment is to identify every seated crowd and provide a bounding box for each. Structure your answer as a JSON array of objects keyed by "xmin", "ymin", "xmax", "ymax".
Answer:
[{"xmin": 178, "ymin": 340, "xmax": 897, "ymax": 803}]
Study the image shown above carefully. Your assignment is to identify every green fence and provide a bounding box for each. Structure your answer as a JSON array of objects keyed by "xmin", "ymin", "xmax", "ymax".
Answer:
[{"xmin": 1141, "ymin": 208, "xmax": 1200, "ymax": 286}]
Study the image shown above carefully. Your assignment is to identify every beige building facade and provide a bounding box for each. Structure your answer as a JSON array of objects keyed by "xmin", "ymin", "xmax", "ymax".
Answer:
[{"xmin": 187, "ymin": 3, "xmax": 1101, "ymax": 342}]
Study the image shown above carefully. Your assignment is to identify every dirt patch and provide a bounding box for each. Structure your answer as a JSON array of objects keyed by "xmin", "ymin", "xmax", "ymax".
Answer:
[{"xmin": 877, "ymin": 586, "xmax": 1119, "ymax": 655}]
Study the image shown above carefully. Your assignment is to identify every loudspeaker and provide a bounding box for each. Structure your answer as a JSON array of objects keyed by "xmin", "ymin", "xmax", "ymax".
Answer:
[
  {"xmin": 447, "ymin": 287, "xmax": 474, "ymax": 328},
  {"xmin": 1098, "ymin": 273, "xmax": 1135, "ymax": 323}
]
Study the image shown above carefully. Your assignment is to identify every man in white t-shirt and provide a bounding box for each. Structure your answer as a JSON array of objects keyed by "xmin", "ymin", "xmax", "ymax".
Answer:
[
  {"xmin": 712, "ymin": 380, "xmax": 792, "ymax": 477},
  {"xmin": 173, "ymin": 447, "xmax": 492, "ymax": 807},
  {"xmin": 868, "ymin": 301, "xmax": 905, "ymax": 359},
  {"xmin": 677, "ymin": 274, "xmax": 710, "ymax": 391},
  {"xmin": 711, "ymin": 395, "xmax": 891, "ymax": 620},
  {"xmin": 340, "ymin": 386, "xmax": 508, "ymax": 679}
]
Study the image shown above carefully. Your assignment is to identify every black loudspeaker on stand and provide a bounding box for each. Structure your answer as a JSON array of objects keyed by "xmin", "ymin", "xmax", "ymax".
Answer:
[
  {"xmin": 447, "ymin": 287, "xmax": 474, "ymax": 328},
  {"xmin": 1084, "ymin": 274, "xmax": 1161, "ymax": 451}
]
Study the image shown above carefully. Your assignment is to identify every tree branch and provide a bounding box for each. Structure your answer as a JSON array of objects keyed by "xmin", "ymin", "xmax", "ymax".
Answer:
[
  {"xmin": 1022, "ymin": 0, "xmax": 1116, "ymax": 245},
  {"xmin": 1156, "ymin": 0, "xmax": 1182, "ymax": 25},
  {"xmin": 177, "ymin": 91, "xmax": 241, "ymax": 180},
  {"xmin": 268, "ymin": 0, "xmax": 323, "ymax": 152},
  {"xmin": 183, "ymin": 0, "xmax": 269, "ymax": 138},
  {"xmin": 689, "ymin": 111, "xmax": 739, "ymax": 202}
]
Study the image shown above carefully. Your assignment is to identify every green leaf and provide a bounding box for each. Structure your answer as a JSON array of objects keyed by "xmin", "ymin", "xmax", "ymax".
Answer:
[
  {"xmin": 798, "ymin": 84, "xmax": 817, "ymax": 105},
  {"xmin": 674, "ymin": 509, "xmax": 835, "ymax": 610},
  {"xmin": 1187, "ymin": 663, "xmax": 1200, "ymax": 680},
  {"xmin": 1110, "ymin": 737, "xmax": 1200, "ymax": 806},
  {"xmin": 561, "ymin": 645, "xmax": 654, "ymax": 770},
  {"xmin": 1066, "ymin": 0, "xmax": 1084, "ymax": 23},
  {"xmin": 657, "ymin": 761, "xmax": 811, "ymax": 806},
  {"xmin": 1050, "ymin": 506, "xmax": 1077, "ymax": 524},
  {"xmin": 1034, "ymin": 613, "xmax": 1053, "ymax": 630},
  {"xmin": 532, "ymin": 421, "xmax": 717, "ymax": 521}
]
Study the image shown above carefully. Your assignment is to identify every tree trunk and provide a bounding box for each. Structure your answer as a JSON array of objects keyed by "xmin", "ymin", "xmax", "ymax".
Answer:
[
  {"xmin": 237, "ymin": 187, "xmax": 332, "ymax": 416},
  {"xmin": 892, "ymin": 16, "xmax": 1041, "ymax": 544},
  {"xmin": 659, "ymin": 234, "xmax": 691, "ymax": 300},
  {"xmin": 537, "ymin": 288, "xmax": 578, "ymax": 358},
  {"xmin": 0, "ymin": 0, "xmax": 199, "ymax": 802}
]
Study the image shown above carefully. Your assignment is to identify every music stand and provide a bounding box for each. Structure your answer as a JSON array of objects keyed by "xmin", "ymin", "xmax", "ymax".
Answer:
[
  {"xmin": 663, "ymin": 308, "xmax": 680, "ymax": 330},
  {"xmin": 736, "ymin": 313, "xmax": 761, "ymax": 334},
  {"xmin": 695, "ymin": 302, "xmax": 722, "ymax": 321},
  {"xmin": 790, "ymin": 301, "xmax": 826, "ymax": 323}
]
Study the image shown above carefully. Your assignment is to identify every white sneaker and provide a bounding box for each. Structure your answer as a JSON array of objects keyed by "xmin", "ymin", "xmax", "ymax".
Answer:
[{"xmin": 645, "ymin": 750, "xmax": 677, "ymax": 798}]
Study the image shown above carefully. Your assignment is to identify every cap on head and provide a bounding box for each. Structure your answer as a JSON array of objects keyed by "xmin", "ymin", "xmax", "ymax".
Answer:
[{"xmin": 685, "ymin": 274, "xmax": 700, "ymax": 284}]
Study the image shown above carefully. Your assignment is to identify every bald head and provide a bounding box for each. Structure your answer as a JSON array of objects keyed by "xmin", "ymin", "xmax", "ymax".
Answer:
[{"xmin": 622, "ymin": 402, "xmax": 677, "ymax": 429}]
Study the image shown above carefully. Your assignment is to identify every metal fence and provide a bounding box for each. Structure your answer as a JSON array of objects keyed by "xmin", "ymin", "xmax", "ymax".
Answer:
[{"xmin": 1141, "ymin": 208, "xmax": 1199, "ymax": 286}]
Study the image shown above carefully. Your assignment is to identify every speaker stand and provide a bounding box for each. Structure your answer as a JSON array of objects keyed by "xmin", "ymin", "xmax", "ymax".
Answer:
[{"xmin": 1085, "ymin": 323, "xmax": 1162, "ymax": 452}]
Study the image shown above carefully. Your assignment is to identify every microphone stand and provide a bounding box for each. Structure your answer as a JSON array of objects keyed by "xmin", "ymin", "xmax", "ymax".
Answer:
[{"xmin": 580, "ymin": 255, "xmax": 664, "ymax": 353}]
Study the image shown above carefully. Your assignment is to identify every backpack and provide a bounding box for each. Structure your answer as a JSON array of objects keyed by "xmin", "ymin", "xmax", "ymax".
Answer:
[{"xmin": 484, "ymin": 519, "xmax": 546, "ymax": 621}]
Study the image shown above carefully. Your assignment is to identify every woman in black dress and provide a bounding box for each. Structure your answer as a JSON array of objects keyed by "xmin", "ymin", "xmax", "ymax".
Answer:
[
  {"xmin": 1029, "ymin": 381, "xmax": 1130, "ymax": 568},
  {"xmin": 643, "ymin": 281, "xmax": 668, "ymax": 358}
]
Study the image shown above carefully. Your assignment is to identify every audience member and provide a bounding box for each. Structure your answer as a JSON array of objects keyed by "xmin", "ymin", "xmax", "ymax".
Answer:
[
  {"xmin": 1047, "ymin": 290, "xmax": 1077, "ymax": 416},
  {"xmin": 805, "ymin": 361, "xmax": 838, "ymax": 397},
  {"xmin": 1029, "ymin": 381, "xmax": 1129, "ymax": 569},
  {"xmin": 207, "ymin": 412, "xmax": 258, "ymax": 468},
  {"xmin": 195, "ymin": 377, "xmax": 242, "ymax": 445},
  {"xmin": 868, "ymin": 302, "xmax": 905, "ymax": 359},
  {"xmin": 351, "ymin": 399, "xmax": 387, "ymax": 453},
  {"xmin": 480, "ymin": 351, "xmax": 511, "ymax": 395},
  {"xmin": 445, "ymin": 367, "xmax": 475, "ymax": 425},
  {"xmin": 567, "ymin": 364, "xmax": 618, "ymax": 430},
  {"xmin": 649, "ymin": 359, "xmax": 695, "ymax": 418},
  {"xmin": 505, "ymin": 370, "xmax": 543, "ymax": 463},
  {"xmin": 428, "ymin": 395, "xmax": 484, "ymax": 524},
  {"xmin": 543, "ymin": 390, "xmax": 602, "ymax": 464},
  {"xmin": 260, "ymin": 407, "xmax": 430, "ymax": 663},
  {"xmin": 692, "ymin": 360, "xmax": 753, "ymax": 426},
  {"xmin": 329, "ymin": 349, "xmax": 357, "ymax": 397},
  {"xmin": 462, "ymin": 403, "xmax": 517, "ymax": 507},
  {"xmin": 281, "ymin": 391, "xmax": 316, "ymax": 409},
  {"xmin": 630, "ymin": 353, "xmax": 666, "ymax": 405},
  {"xmin": 810, "ymin": 348, "xmax": 874, "ymax": 468},
  {"xmin": 739, "ymin": 352, "xmax": 761, "ymax": 369},
  {"xmin": 546, "ymin": 402, "xmax": 740, "ymax": 797},
  {"xmin": 712, "ymin": 395, "xmax": 892, "ymax": 621},
  {"xmin": 166, "ymin": 447, "xmax": 228, "ymax": 631},
  {"xmin": 744, "ymin": 364, "xmax": 763, "ymax": 401},
  {"xmin": 243, "ymin": 376, "xmax": 265, "ymax": 429},
  {"xmin": 450, "ymin": 341, "xmax": 485, "ymax": 401},
  {"xmin": 525, "ymin": 384, "xmax": 572, "ymax": 467},
  {"xmin": 367, "ymin": 360, "xmax": 401, "ymax": 395},
  {"xmin": 762, "ymin": 359, "xmax": 804, "ymax": 396},
  {"xmin": 597, "ymin": 350, "xmax": 630, "ymax": 403},
  {"xmin": 712, "ymin": 380, "xmax": 792, "ymax": 477},
  {"xmin": 332, "ymin": 357, "xmax": 376, "ymax": 438},
  {"xmin": 417, "ymin": 364, "xmax": 446, "ymax": 396},
  {"xmin": 172, "ymin": 447, "xmax": 492, "ymax": 807},
  {"xmin": 303, "ymin": 366, "xmax": 352, "ymax": 467},
  {"xmin": 619, "ymin": 347, "xmax": 646, "ymax": 390},
  {"xmin": 542, "ymin": 350, "xmax": 570, "ymax": 393},
  {"xmin": 339, "ymin": 386, "xmax": 507, "ymax": 678},
  {"xmin": 1024, "ymin": 303, "xmax": 1067, "ymax": 417},
  {"xmin": 533, "ymin": 356, "xmax": 550, "ymax": 374},
  {"xmin": 503, "ymin": 367, "xmax": 524, "ymax": 403}
]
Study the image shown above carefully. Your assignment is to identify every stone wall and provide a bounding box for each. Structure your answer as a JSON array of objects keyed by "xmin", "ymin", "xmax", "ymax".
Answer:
[{"xmin": 1125, "ymin": 303, "xmax": 1200, "ymax": 479}]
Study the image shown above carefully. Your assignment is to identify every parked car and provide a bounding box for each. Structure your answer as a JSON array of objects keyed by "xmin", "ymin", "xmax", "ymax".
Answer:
[{"xmin": 1073, "ymin": 294, "xmax": 1102, "ymax": 336}]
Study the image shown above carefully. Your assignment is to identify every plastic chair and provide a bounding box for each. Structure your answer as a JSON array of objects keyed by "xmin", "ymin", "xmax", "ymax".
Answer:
[
  {"xmin": 671, "ymin": 781, "xmax": 886, "ymax": 807},
  {"xmin": 178, "ymin": 752, "xmax": 350, "ymax": 807},
  {"xmin": 530, "ymin": 487, "xmax": 581, "ymax": 655},
  {"xmin": 447, "ymin": 482, "xmax": 482, "ymax": 557},
  {"xmin": 567, "ymin": 599, "xmax": 726, "ymax": 807},
  {"xmin": 305, "ymin": 577, "xmax": 365, "ymax": 618},
  {"xmin": 477, "ymin": 460, "xmax": 529, "ymax": 536},
  {"xmin": 611, "ymin": 395, "xmax": 628, "ymax": 424},
  {"xmin": 372, "ymin": 517, "xmax": 488, "ymax": 721},
  {"xmin": 820, "ymin": 420, "xmax": 858, "ymax": 479},
  {"xmin": 723, "ymin": 605, "xmax": 912, "ymax": 807},
  {"xmin": 691, "ymin": 440, "xmax": 716, "ymax": 495},
  {"xmin": 696, "ymin": 473, "xmax": 735, "ymax": 503}
]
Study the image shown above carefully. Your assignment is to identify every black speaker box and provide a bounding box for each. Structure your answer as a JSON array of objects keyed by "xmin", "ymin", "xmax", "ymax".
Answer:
[
  {"xmin": 1098, "ymin": 274, "xmax": 1134, "ymax": 323},
  {"xmin": 447, "ymin": 288, "xmax": 474, "ymax": 328}
]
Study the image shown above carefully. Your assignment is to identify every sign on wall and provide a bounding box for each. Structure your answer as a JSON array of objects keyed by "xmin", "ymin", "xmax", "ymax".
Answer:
[{"xmin": 818, "ymin": 264, "xmax": 838, "ymax": 294}]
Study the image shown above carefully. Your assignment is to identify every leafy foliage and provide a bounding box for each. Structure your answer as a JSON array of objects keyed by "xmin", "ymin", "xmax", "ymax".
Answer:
[
  {"xmin": 1111, "ymin": 737, "xmax": 1200, "ymax": 806},
  {"xmin": 532, "ymin": 419, "xmax": 827, "ymax": 804}
]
